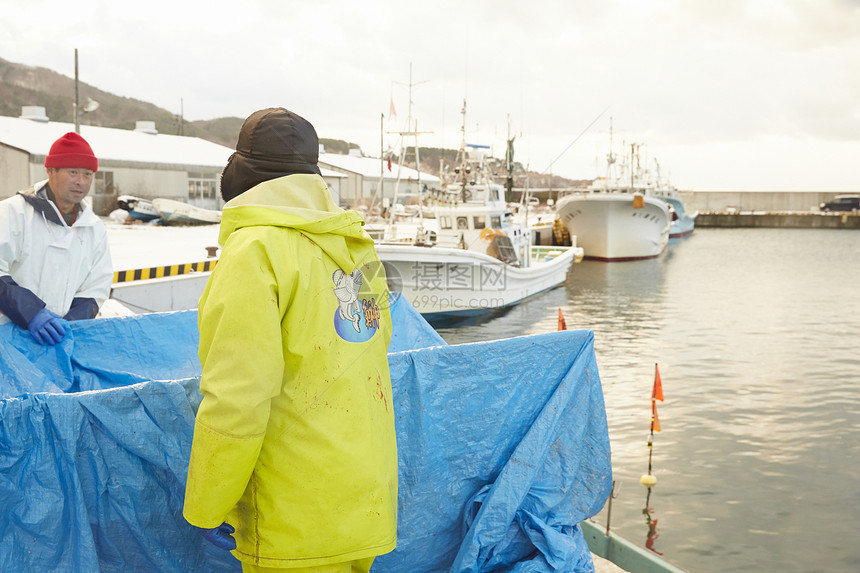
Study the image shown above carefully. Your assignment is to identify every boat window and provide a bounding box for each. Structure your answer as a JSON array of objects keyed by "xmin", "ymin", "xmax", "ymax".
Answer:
[
  {"xmin": 439, "ymin": 216, "xmax": 452, "ymax": 230},
  {"xmin": 489, "ymin": 188, "xmax": 499, "ymax": 201},
  {"xmin": 457, "ymin": 217, "xmax": 469, "ymax": 230},
  {"xmin": 473, "ymin": 216, "xmax": 486, "ymax": 229},
  {"xmin": 491, "ymin": 215, "xmax": 501, "ymax": 228}
]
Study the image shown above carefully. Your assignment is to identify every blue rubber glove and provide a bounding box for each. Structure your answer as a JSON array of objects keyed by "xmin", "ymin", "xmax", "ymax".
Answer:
[
  {"xmin": 27, "ymin": 308, "xmax": 67, "ymax": 345},
  {"xmin": 197, "ymin": 522, "xmax": 237, "ymax": 551}
]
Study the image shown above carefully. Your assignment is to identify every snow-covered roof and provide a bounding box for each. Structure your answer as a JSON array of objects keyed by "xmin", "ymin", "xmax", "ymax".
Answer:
[
  {"xmin": 0, "ymin": 114, "xmax": 355, "ymax": 179},
  {"xmin": 0, "ymin": 114, "xmax": 234, "ymax": 168},
  {"xmin": 319, "ymin": 151, "xmax": 440, "ymax": 184}
]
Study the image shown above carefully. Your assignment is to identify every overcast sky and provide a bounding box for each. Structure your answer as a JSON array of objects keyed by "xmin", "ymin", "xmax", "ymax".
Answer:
[{"xmin": 2, "ymin": 0, "xmax": 859, "ymax": 191}]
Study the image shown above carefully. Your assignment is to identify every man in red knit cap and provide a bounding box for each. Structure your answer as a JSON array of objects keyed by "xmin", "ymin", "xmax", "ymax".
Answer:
[{"xmin": 0, "ymin": 131, "xmax": 113, "ymax": 345}]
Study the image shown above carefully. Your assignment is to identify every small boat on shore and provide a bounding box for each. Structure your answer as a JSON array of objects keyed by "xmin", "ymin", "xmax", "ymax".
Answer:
[
  {"xmin": 151, "ymin": 198, "xmax": 221, "ymax": 225},
  {"xmin": 116, "ymin": 195, "xmax": 160, "ymax": 222}
]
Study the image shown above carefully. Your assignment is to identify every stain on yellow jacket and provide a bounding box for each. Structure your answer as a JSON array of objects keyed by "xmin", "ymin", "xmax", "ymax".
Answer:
[{"xmin": 183, "ymin": 174, "xmax": 397, "ymax": 568}]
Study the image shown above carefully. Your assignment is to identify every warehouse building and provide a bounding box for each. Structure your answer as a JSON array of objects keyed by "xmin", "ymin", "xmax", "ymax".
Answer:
[{"xmin": 0, "ymin": 107, "xmax": 346, "ymax": 214}]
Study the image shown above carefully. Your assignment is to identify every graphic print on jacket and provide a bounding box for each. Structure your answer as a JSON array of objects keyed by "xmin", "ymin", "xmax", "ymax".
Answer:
[{"xmin": 332, "ymin": 263, "xmax": 382, "ymax": 343}]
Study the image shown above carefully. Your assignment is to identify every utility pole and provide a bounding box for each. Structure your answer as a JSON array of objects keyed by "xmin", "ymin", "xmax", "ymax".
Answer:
[{"xmin": 74, "ymin": 49, "xmax": 80, "ymax": 133}]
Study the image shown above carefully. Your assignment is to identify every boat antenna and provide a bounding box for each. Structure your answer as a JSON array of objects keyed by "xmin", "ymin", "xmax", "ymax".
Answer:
[
  {"xmin": 386, "ymin": 64, "xmax": 431, "ymax": 222},
  {"xmin": 541, "ymin": 106, "xmax": 609, "ymax": 174},
  {"xmin": 454, "ymin": 100, "xmax": 469, "ymax": 203},
  {"xmin": 505, "ymin": 113, "xmax": 516, "ymax": 203}
]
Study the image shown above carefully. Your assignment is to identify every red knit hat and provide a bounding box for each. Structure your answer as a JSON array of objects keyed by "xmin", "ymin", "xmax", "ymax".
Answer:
[{"xmin": 44, "ymin": 132, "xmax": 98, "ymax": 172}]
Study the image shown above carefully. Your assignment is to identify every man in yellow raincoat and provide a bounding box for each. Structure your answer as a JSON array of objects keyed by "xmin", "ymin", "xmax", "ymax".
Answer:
[{"xmin": 183, "ymin": 108, "xmax": 397, "ymax": 573}]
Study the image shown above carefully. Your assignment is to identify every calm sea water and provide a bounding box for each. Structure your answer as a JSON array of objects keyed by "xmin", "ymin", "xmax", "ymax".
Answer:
[{"xmin": 433, "ymin": 228, "xmax": 860, "ymax": 573}]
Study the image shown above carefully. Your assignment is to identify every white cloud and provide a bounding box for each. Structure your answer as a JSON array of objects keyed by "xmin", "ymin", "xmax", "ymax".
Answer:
[{"xmin": 2, "ymin": 0, "xmax": 859, "ymax": 190}]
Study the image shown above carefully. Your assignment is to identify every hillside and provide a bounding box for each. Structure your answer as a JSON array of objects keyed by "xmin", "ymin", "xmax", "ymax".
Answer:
[{"xmin": 0, "ymin": 57, "xmax": 583, "ymax": 188}]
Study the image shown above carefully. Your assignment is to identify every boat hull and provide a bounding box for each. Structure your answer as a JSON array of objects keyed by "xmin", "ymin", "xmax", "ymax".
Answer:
[
  {"xmin": 670, "ymin": 220, "xmax": 695, "ymax": 239},
  {"xmin": 663, "ymin": 196, "xmax": 697, "ymax": 238},
  {"xmin": 580, "ymin": 519, "xmax": 687, "ymax": 572},
  {"xmin": 152, "ymin": 198, "xmax": 221, "ymax": 225},
  {"xmin": 110, "ymin": 273, "xmax": 212, "ymax": 313},
  {"xmin": 556, "ymin": 193, "xmax": 671, "ymax": 262},
  {"xmin": 128, "ymin": 202, "xmax": 160, "ymax": 222},
  {"xmin": 117, "ymin": 195, "xmax": 160, "ymax": 222},
  {"xmin": 374, "ymin": 243, "xmax": 578, "ymax": 319}
]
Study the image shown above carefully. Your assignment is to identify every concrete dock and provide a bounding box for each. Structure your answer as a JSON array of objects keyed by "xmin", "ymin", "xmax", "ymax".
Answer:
[{"xmin": 695, "ymin": 211, "xmax": 860, "ymax": 229}]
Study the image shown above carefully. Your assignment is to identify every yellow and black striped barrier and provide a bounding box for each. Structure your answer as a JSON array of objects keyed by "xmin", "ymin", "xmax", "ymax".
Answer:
[{"xmin": 113, "ymin": 260, "xmax": 218, "ymax": 284}]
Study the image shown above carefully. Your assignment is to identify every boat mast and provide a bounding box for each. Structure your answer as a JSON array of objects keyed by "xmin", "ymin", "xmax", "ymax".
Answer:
[
  {"xmin": 630, "ymin": 143, "xmax": 635, "ymax": 192},
  {"xmin": 505, "ymin": 113, "xmax": 515, "ymax": 203},
  {"xmin": 456, "ymin": 100, "xmax": 469, "ymax": 203},
  {"xmin": 606, "ymin": 117, "xmax": 616, "ymax": 185},
  {"xmin": 389, "ymin": 63, "xmax": 431, "ymax": 217}
]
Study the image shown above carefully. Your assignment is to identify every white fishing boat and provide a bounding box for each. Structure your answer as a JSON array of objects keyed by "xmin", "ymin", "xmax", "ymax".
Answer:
[
  {"xmin": 369, "ymin": 101, "xmax": 582, "ymax": 319},
  {"xmin": 555, "ymin": 123, "xmax": 672, "ymax": 262},
  {"xmin": 116, "ymin": 195, "xmax": 160, "ymax": 222},
  {"xmin": 151, "ymin": 197, "xmax": 221, "ymax": 225},
  {"xmin": 375, "ymin": 242, "xmax": 577, "ymax": 319},
  {"xmin": 555, "ymin": 192, "xmax": 671, "ymax": 262}
]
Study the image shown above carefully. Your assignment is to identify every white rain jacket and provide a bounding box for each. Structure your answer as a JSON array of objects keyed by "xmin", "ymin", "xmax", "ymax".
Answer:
[{"xmin": 0, "ymin": 180, "xmax": 113, "ymax": 325}]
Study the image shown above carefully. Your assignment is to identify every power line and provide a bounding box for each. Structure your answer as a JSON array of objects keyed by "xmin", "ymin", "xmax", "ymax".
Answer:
[{"xmin": 541, "ymin": 106, "xmax": 610, "ymax": 174}]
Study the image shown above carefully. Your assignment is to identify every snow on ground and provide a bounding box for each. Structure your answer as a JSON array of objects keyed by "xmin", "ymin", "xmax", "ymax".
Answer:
[{"xmin": 105, "ymin": 219, "xmax": 221, "ymax": 272}]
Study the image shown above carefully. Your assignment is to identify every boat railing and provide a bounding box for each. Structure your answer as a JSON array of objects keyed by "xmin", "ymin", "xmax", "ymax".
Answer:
[{"xmin": 529, "ymin": 244, "xmax": 582, "ymax": 265}]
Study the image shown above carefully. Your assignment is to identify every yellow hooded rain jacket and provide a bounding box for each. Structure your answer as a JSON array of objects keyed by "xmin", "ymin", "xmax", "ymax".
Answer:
[{"xmin": 183, "ymin": 174, "xmax": 397, "ymax": 568}]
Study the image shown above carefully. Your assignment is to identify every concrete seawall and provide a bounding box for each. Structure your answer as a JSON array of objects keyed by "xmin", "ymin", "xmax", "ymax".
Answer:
[
  {"xmin": 696, "ymin": 212, "xmax": 860, "ymax": 229},
  {"xmin": 677, "ymin": 190, "xmax": 856, "ymax": 213}
]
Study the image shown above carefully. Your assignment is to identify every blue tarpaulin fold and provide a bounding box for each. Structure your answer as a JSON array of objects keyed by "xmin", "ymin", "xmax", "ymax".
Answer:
[{"xmin": 0, "ymin": 295, "xmax": 610, "ymax": 572}]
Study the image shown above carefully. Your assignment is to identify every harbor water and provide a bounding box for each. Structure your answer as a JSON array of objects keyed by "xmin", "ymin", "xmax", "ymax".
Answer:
[{"xmin": 433, "ymin": 228, "xmax": 860, "ymax": 573}]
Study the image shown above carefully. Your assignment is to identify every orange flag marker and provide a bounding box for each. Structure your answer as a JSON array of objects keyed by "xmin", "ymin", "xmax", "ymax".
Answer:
[
  {"xmin": 557, "ymin": 308, "xmax": 567, "ymax": 331},
  {"xmin": 644, "ymin": 363, "xmax": 664, "ymax": 486},
  {"xmin": 652, "ymin": 363, "xmax": 664, "ymax": 402},
  {"xmin": 650, "ymin": 363, "xmax": 663, "ymax": 432}
]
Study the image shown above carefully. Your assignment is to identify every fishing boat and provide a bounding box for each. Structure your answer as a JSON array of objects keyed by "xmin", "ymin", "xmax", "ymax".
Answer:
[
  {"xmin": 647, "ymin": 161, "xmax": 697, "ymax": 239},
  {"xmin": 375, "ymin": 241, "xmax": 579, "ymax": 319},
  {"xmin": 151, "ymin": 197, "xmax": 221, "ymax": 225},
  {"xmin": 554, "ymin": 123, "xmax": 672, "ymax": 262},
  {"xmin": 116, "ymin": 194, "xmax": 160, "ymax": 222},
  {"xmin": 555, "ymin": 191, "xmax": 671, "ymax": 262},
  {"xmin": 369, "ymin": 102, "xmax": 583, "ymax": 319},
  {"xmin": 655, "ymin": 191, "xmax": 699, "ymax": 239},
  {"xmin": 664, "ymin": 195, "xmax": 697, "ymax": 239},
  {"xmin": 581, "ymin": 519, "xmax": 687, "ymax": 573}
]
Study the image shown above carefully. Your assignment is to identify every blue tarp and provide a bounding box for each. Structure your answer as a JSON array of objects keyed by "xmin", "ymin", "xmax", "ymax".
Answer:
[{"xmin": 0, "ymin": 294, "xmax": 611, "ymax": 572}]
